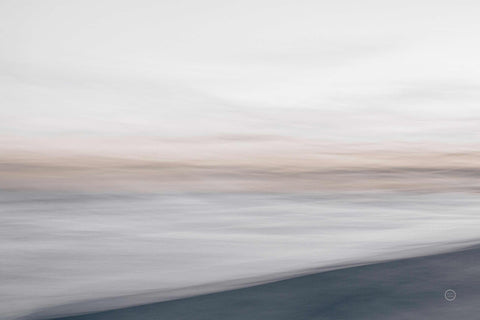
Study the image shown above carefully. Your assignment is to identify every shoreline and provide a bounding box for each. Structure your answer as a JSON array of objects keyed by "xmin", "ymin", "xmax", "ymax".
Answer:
[{"xmin": 24, "ymin": 241, "xmax": 480, "ymax": 320}]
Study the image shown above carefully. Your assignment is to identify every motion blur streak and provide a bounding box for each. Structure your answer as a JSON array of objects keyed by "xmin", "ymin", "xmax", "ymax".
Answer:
[
  {"xmin": 2, "ymin": 192, "xmax": 480, "ymax": 319},
  {"xmin": 1, "ymin": 1, "xmax": 480, "ymax": 319}
]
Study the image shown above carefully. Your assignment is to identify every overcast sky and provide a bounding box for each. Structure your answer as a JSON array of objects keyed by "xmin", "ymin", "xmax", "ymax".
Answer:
[{"xmin": 1, "ymin": 0, "xmax": 480, "ymax": 150}]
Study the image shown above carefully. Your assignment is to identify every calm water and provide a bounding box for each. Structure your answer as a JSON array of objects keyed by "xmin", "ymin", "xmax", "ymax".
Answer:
[{"xmin": 1, "ymin": 191, "xmax": 480, "ymax": 319}]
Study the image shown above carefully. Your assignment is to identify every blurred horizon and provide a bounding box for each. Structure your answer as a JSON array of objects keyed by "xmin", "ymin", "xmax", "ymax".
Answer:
[{"xmin": 2, "ymin": 1, "xmax": 480, "ymax": 319}]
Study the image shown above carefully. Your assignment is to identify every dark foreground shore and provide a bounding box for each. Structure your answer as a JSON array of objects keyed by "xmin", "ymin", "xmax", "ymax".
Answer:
[{"xmin": 39, "ymin": 245, "xmax": 479, "ymax": 320}]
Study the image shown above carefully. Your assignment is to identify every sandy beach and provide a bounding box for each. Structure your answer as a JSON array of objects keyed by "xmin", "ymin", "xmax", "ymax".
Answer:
[{"xmin": 28, "ymin": 244, "xmax": 480, "ymax": 320}]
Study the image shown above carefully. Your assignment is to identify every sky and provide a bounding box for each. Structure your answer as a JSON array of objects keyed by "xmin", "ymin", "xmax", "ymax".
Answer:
[
  {"xmin": 1, "ymin": 0, "xmax": 480, "ymax": 191},
  {"xmin": 1, "ymin": 0, "xmax": 480, "ymax": 144}
]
